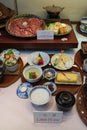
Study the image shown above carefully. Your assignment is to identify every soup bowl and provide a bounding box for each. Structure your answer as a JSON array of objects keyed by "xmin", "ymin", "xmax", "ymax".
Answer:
[
  {"xmin": 55, "ymin": 91, "xmax": 75, "ymax": 111},
  {"xmin": 23, "ymin": 65, "xmax": 42, "ymax": 83}
]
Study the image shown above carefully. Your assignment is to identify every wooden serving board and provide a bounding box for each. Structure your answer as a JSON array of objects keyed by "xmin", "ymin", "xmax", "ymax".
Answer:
[
  {"xmin": 0, "ymin": 58, "xmax": 23, "ymax": 88},
  {"xmin": 21, "ymin": 54, "xmax": 83, "ymax": 95}
]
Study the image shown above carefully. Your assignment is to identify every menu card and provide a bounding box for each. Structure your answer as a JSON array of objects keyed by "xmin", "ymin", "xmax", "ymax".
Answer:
[
  {"xmin": 34, "ymin": 111, "xmax": 63, "ymax": 123},
  {"xmin": 37, "ymin": 30, "xmax": 54, "ymax": 40}
]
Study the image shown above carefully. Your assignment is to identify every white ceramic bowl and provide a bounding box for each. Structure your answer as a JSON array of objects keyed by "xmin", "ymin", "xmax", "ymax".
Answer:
[
  {"xmin": 23, "ymin": 65, "xmax": 42, "ymax": 83},
  {"xmin": 29, "ymin": 86, "xmax": 51, "ymax": 106}
]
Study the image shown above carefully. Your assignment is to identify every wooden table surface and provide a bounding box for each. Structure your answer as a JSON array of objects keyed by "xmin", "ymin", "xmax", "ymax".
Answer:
[{"xmin": 0, "ymin": 19, "xmax": 78, "ymax": 50}]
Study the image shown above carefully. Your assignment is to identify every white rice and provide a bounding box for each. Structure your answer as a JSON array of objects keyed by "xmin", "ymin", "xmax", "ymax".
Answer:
[{"xmin": 30, "ymin": 88, "xmax": 50, "ymax": 105}]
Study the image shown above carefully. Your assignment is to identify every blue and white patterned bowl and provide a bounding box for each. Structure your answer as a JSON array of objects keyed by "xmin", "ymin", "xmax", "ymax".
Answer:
[
  {"xmin": 80, "ymin": 17, "xmax": 87, "ymax": 33},
  {"xmin": 16, "ymin": 82, "xmax": 33, "ymax": 99},
  {"xmin": 43, "ymin": 68, "xmax": 57, "ymax": 81}
]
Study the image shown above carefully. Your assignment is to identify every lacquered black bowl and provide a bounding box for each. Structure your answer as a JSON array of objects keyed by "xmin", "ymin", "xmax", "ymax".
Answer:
[{"xmin": 55, "ymin": 91, "xmax": 75, "ymax": 111}]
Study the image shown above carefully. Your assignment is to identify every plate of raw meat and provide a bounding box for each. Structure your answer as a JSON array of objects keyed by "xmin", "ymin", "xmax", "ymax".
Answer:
[{"xmin": 6, "ymin": 14, "xmax": 45, "ymax": 38}]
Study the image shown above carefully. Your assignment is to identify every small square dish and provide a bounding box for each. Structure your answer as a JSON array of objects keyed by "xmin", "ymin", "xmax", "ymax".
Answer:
[{"xmin": 55, "ymin": 71, "xmax": 82, "ymax": 85}]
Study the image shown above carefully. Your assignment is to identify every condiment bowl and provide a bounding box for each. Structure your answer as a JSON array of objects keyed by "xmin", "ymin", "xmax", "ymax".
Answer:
[
  {"xmin": 43, "ymin": 68, "xmax": 57, "ymax": 81},
  {"xmin": 23, "ymin": 65, "xmax": 42, "ymax": 83},
  {"xmin": 55, "ymin": 91, "xmax": 75, "ymax": 111}
]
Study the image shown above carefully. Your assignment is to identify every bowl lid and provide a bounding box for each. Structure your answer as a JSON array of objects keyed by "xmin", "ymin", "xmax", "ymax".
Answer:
[{"xmin": 56, "ymin": 91, "xmax": 75, "ymax": 107}]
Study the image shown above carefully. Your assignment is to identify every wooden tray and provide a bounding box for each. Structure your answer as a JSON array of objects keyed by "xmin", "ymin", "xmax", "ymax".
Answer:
[
  {"xmin": 0, "ymin": 58, "xmax": 23, "ymax": 88},
  {"xmin": 76, "ymin": 22, "xmax": 87, "ymax": 37},
  {"xmin": 76, "ymin": 85, "xmax": 87, "ymax": 126},
  {"xmin": 21, "ymin": 54, "xmax": 83, "ymax": 95}
]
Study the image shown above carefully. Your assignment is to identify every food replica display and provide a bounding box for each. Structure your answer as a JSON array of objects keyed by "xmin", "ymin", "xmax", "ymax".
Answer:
[
  {"xmin": 21, "ymin": 51, "xmax": 83, "ymax": 96},
  {"xmin": 5, "ymin": 12, "xmax": 72, "ymax": 38},
  {"xmin": 0, "ymin": 48, "xmax": 23, "ymax": 87},
  {"xmin": 28, "ymin": 86, "xmax": 51, "ymax": 106},
  {"xmin": 6, "ymin": 14, "xmax": 45, "ymax": 37},
  {"xmin": 43, "ymin": 68, "xmax": 57, "ymax": 80},
  {"xmin": 51, "ymin": 52, "xmax": 74, "ymax": 70},
  {"xmin": 23, "ymin": 65, "xmax": 43, "ymax": 83},
  {"xmin": 32, "ymin": 53, "xmax": 44, "ymax": 65},
  {"xmin": 43, "ymin": 82, "xmax": 57, "ymax": 94},
  {"xmin": 45, "ymin": 21, "xmax": 72, "ymax": 35},
  {"xmin": 1, "ymin": 49, "xmax": 20, "ymax": 72},
  {"xmin": 55, "ymin": 71, "xmax": 82, "ymax": 85},
  {"xmin": 0, "ymin": 48, "xmax": 86, "ymax": 126},
  {"xmin": 27, "ymin": 51, "xmax": 50, "ymax": 67},
  {"xmin": 55, "ymin": 91, "xmax": 75, "ymax": 111}
]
